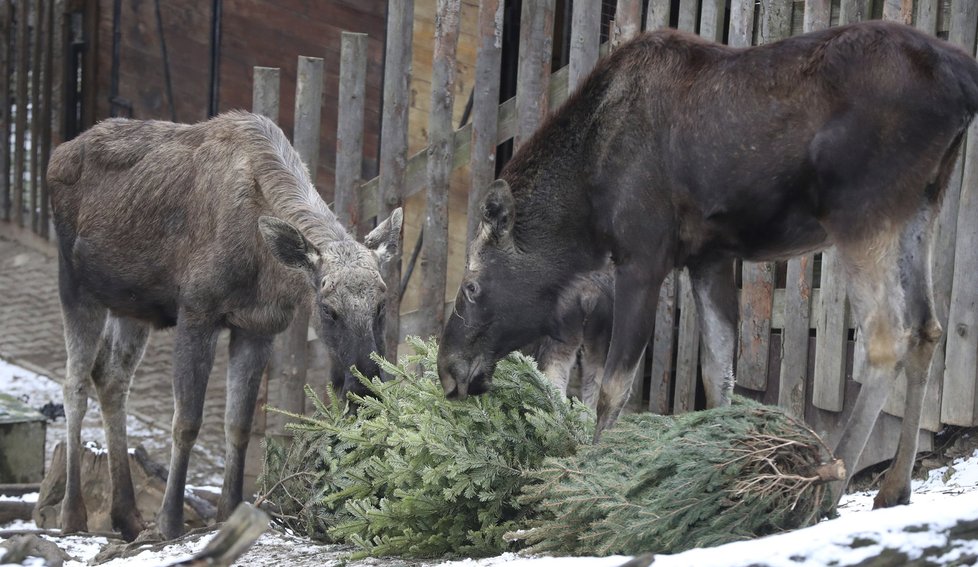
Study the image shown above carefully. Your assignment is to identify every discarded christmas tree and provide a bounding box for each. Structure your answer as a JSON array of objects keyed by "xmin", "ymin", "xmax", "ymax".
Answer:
[
  {"xmin": 257, "ymin": 337, "xmax": 593, "ymax": 559},
  {"xmin": 515, "ymin": 398, "xmax": 843, "ymax": 557}
]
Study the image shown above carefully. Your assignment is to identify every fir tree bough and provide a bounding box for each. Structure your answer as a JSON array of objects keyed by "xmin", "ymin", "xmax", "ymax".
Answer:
[
  {"xmin": 257, "ymin": 337, "xmax": 593, "ymax": 559},
  {"xmin": 515, "ymin": 398, "xmax": 842, "ymax": 557}
]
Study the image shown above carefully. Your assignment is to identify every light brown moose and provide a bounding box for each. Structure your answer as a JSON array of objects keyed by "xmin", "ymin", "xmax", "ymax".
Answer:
[{"xmin": 48, "ymin": 110, "xmax": 401, "ymax": 540}]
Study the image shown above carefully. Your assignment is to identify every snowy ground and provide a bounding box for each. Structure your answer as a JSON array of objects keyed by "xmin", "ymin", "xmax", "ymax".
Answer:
[{"xmin": 4, "ymin": 357, "xmax": 978, "ymax": 566}]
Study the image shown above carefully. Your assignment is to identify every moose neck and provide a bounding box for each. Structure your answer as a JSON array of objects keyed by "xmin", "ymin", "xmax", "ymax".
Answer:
[{"xmin": 243, "ymin": 112, "xmax": 352, "ymax": 250}]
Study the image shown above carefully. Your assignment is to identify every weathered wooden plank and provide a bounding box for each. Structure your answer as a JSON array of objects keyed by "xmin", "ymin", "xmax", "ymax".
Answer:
[
  {"xmin": 649, "ymin": 271, "xmax": 677, "ymax": 415},
  {"xmin": 804, "ymin": 0, "xmax": 831, "ymax": 32},
  {"xmin": 613, "ymin": 0, "xmax": 642, "ymax": 49},
  {"xmin": 466, "ymin": 0, "xmax": 503, "ymax": 244},
  {"xmin": 48, "ymin": 0, "xmax": 64, "ymax": 148},
  {"xmin": 941, "ymin": 10, "xmax": 978, "ymax": 427},
  {"xmin": 334, "ymin": 33, "xmax": 368, "ymax": 234},
  {"xmin": 515, "ymin": 0, "xmax": 554, "ymax": 148},
  {"xmin": 12, "ymin": 0, "xmax": 28, "ymax": 227},
  {"xmin": 38, "ymin": 0, "xmax": 52, "ymax": 239},
  {"xmin": 759, "ymin": 0, "xmax": 793, "ymax": 44},
  {"xmin": 646, "ymin": 0, "xmax": 671, "ymax": 31},
  {"xmin": 838, "ymin": 0, "xmax": 871, "ymax": 25},
  {"xmin": 813, "ymin": 250, "xmax": 849, "ymax": 412},
  {"xmin": 728, "ymin": 0, "xmax": 754, "ymax": 48},
  {"xmin": 914, "ymin": 0, "xmax": 939, "ymax": 34},
  {"xmin": 0, "ymin": 0, "xmax": 11, "ymax": 222},
  {"xmin": 28, "ymin": 0, "xmax": 41, "ymax": 233},
  {"xmin": 569, "ymin": 0, "xmax": 599, "ymax": 92},
  {"xmin": 419, "ymin": 0, "xmax": 461, "ymax": 340},
  {"xmin": 377, "ymin": 0, "xmax": 414, "ymax": 356},
  {"xmin": 882, "ymin": 0, "xmax": 913, "ymax": 24},
  {"xmin": 677, "ymin": 0, "xmax": 698, "ymax": 33},
  {"xmin": 779, "ymin": 255, "xmax": 814, "ymax": 418},
  {"xmin": 700, "ymin": 0, "xmax": 725, "ymax": 42},
  {"xmin": 674, "ymin": 270, "xmax": 699, "ymax": 413},
  {"xmin": 251, "ymin": 67, "xmax": 280, "ymax": 122}
]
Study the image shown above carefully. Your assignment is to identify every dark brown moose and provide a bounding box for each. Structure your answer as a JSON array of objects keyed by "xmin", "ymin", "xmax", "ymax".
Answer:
[
  {"xmin": 49, "ymin": 111, "xmax": 401, "ymax": 540},
  {"xmin": 438, "ymin": 21, "xmax": 978, "ymax": 509}
]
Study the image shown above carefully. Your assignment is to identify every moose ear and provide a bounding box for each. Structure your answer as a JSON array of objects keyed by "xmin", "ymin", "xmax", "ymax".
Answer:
[
  {"xmin": 482, "ymin": 179, "xmax": 515, "ymax": 239},
  {"xmin": 365, "ymin": 207, "xmax": 403, "ymax": 265},
  {"xmin": 258, "ymin": 216, "xmax": 317, "ymax": 272}
]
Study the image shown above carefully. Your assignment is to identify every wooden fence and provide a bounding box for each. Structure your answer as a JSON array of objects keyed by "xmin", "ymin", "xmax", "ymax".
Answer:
[{"xmin": 3, "ymin": 0, "xmax": 978, "ymax": 470}]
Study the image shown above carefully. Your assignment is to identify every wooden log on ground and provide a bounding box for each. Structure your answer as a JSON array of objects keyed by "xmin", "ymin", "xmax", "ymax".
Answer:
[{"xmin": 419, "ymin": 0, "xmax": 461, "ymax": 340}]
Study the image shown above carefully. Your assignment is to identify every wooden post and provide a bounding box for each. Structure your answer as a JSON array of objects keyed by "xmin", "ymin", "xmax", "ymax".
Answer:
[
  {"xmin": 29, "ymin": 0, "xmax": 41, "ymax": 234},
  {"xmin": 38, "ymin": 0, "xmax": 53, "ymax": 239},
  {"xmin": 728, "ymin": 0, "xmax": 754, "ymax": 48},
  {"xmin": 612, "ymin": 0, "xmax": 642, "ymax": 50},
  {"xmin": 247, "ymin": 64, "xmax": 280, "ymax": 496},
  {"xmin": 334, "ymin": 32, "xmax": 368, "ymax": 234},
  {"xmin": 700, "ymin": 0, "xmax": 725, "ymax": 42},
  {"xmin": 515, "ymin": 0, "xmax": 554, "ymax": 148},
  {"xmin": 648, "ymin": 271, "xmax": 676, "ymax": 415},
  {"xmin": 467, "ymin": 0, "xmax": 503, "ymax": 244},
  {"xmin": 1, "ymin": 0, "xmax": 11, "ymax": 222},
  {"xmin": 646, "ymin": 0, "xmax": 670, "ymax": 31},
  {"xmin": 12, "ymin": 0, "xmax": 28, "ymax": 227},
  {"xmin": 839, "ymin": 0, "xmax": 871, "ymax": 26},
  {"xmin": 569, "ymin": 0, "xmax": 600, "ymax": 92},
  {"xmin": 941, "ymin": 4, "xmax": 978, "ymax": 427},
  {"xmin": 49, "ymin": 0, "xmax": 64, "ymax": 149},
  {"xmin": 378, "ymin": 0, "xmax": 413, "ymax": 356},
  {"xmin": 779, "ymin": 0, "xmax": 828, "ymax": 418},
  {"xmin": 915, "ymin": 0, "xmax": 938, "ymax": 34},
  {"xmin": 736, "ymin": 2, "xmax": 789, "ymax": 394},
  {"xmin": 674, "ymin": 270, "xmax": 699, "ymax": 413},
  {"xmin": 677, "ymin": 0, "xmax": 697, "ymax": 33},
  {"xmin": 882, "ymin": 0, "xmax": 913, "ymax": 24},
  {"xmin": 251, "ymin": 67, "xmax": 280, "ymax": 122},
  {"xmin": 419, "ymin": 0, "xmax": 461, "ymax": 340}
]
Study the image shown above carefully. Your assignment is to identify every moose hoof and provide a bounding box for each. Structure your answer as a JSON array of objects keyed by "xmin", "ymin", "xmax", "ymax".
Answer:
[
  {"xmin": 157, "ymin": 513, "xmax": 185, "ymax": 541},
  {"xmin": 60, "ymin": 506, "xmax": 88, "ymax": 535},
  {"xmin": 113, "ymin": 510, "xmax": 146, "ymax": 542},
  {"xmin": 872, "ymin": 487, "xmax": 911, "ymax": 509}
]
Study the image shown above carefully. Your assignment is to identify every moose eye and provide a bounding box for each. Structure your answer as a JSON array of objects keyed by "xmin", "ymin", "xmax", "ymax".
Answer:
[
  {"xmin": 463, "ymin": 281, "xmax": 480, "ymax": 303},
  {"xmin": 322, "ymin": 304, "xmax": 339, "ymax": 321}
]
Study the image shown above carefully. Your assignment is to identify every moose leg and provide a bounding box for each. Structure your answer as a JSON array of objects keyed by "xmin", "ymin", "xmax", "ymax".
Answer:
[
  {"xmin": 90, "ymin": 316, "xmax": 150, "ymax": 541},
  {"xmin": 536, "ymin": 336, "xmax": 580, "ymax": 396},
  {"xmin": 594, "ymin": 261, "xmax": 667, "ymax": 440},
  {"xmin": 219, "ymin": 328, "xmax": 273, "ymax": 520},
  {"xmin": 59, "ymin": 292, "xmax": 107, "ymax": 535},
  {"xmin": 830, "ymin": 231, "xmax": 908, "ymax": 505},
  {"xmin": 688, "ymin": 258, "xmax": 738, "ymax": 409},
  {"xmin": 874, "ymin": 204, "xmax": 942, "ymax": 509},
  {"xmin": 158, "ymin": 318, "xmax": 219, "ymax": 539}
]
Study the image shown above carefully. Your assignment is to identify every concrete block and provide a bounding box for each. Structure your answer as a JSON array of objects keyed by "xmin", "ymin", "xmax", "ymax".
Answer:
[{"xmin": 0, "ymin": 393, "xmax": 46, "ymax": 483}]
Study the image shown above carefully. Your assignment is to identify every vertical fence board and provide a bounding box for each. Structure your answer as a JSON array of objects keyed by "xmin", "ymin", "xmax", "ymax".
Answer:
[
  {"xmin": 942, "ymin": 4, "xmax": 978, "ymax": 426},
  {"xmin": 646, "ymin": 0, "xmax": 670, "ymax": 30},
  {"xmin": 700, "ymin": 0, "xmax": 725, "ymax": 42},
  {"xmin": 613, "ymin": 0, "xmax": 642, "ymax": 49},
  {"xmin": 515, "ymin": 0, "xmax": 554, "ymax": 148},
  {"xmin": 677, "ymin": 0, "xmax": 698, "ymax": 33},
  {"xmin": 1, "ymin": 0, "xmax": 10, "ymax": 221},
  {"xmin": 674, "ymin": 270, "xmax": 699, "ymax": 413},
  {"xmin": 804, "ymin": 0, "xmax": 831, "ymax": 32},
  {"xmin": 335, "ymin": 32, "xmax": 368, "ymax": 234},
  {"xmin": 813, "ymin": 250, "xmax": 848, "ymax": 411},
  {"xmin": 49, "ymin": 0, "xmax": 64, "ymax": 149},
  {"xmin": 467, "ymin": 0, "xmax": 503, "ymax": 244},
  {"xmin": 649, "ymin": 271, "xmax": 676, "ymax": 414},
  {"xmin": 12, "ymin": 0, "xmax": 27, "ymax": 227},
  {"xmin": 882, "ymin": 0, "xmax": 913, "ymax": 24},
  {"xmin": 839, "ymin": 0, "xmax": 871, "ymax": 25},
  {"xmin": 28, "ymin": 0, "xmax": 41, "ymax": 232},
  {"xmin": 251, "ymin": 67, "xmax": 280, "ymax": 123},
  {"xmin": 38, "ymin": 0, "xmax": 52, "ymax": 239},
  {"xmin": 728, "ymin": 0, "xmax": 755, "ymax": 47},
  {"xmin": 420, "ymin": 0, "xmax": 461, "ymax": 340},
  {"xmin": 569, "ymin": 0, "xmax": 599, "ymax": 92},
  {"xmin": 915, "ymin": 0, "xmax": 938, "ymax": 33},
  {"xmin": 378, "ymin": 0, "xmax": 414, "ymax": 355}
]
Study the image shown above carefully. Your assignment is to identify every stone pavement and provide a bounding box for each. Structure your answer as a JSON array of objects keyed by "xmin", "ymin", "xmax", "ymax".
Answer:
[{"xmin": 0, "ymin": 231, "xmax": 231, "ymax": 485}]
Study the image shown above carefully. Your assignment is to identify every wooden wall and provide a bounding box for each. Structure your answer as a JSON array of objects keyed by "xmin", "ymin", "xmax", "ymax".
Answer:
[{"xmin": 92, "ymin": 0, "xmax": 387, "ymax": 203}]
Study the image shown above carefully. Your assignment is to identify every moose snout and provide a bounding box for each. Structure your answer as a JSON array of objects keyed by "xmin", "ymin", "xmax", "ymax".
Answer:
[{"xmin": 437, "ymin": 354, "xmax": 492, "ymax": 401}]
